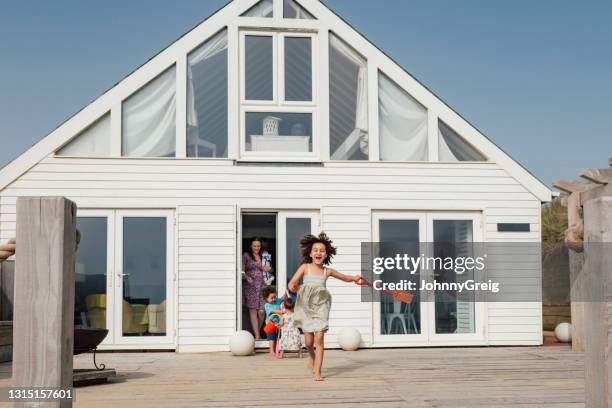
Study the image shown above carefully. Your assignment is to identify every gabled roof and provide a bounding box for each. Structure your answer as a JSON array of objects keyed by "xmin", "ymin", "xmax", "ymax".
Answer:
[{"xmin": 0, "ymin": 0, "xmax": 552, "ymax": 202}]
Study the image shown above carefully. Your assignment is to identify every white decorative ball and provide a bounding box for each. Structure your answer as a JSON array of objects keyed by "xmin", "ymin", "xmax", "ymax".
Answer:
[
  {"xmin": 554, "ymin": 322, "xmax": 572, "ymax": 343},
  {"xmin": 229, "ymin": 331, "xmax": 255, "ymax": 356},
  {"xmin": 338, "ymin": 327, "xmax": 361, "ymax": 351}
]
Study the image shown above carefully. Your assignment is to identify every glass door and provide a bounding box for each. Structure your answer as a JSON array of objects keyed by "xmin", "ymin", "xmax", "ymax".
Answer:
[
  {"xmin": 426, "ymin": 212, "xmax": 485, "ymax": 343},
  {"xmin": 113, "ymin": 210, "xmax": 175, "ymax": 346},
  {"xmin": 75, "ymin": 210, "xmax": 115, "ymax": 346},
  {"xmin": 372, "ymin": 212, "xmax": 429, "ymax": 346},
  {"xmin": 276, "ymin": 211, "xmax": 319, "ymax": 297}
]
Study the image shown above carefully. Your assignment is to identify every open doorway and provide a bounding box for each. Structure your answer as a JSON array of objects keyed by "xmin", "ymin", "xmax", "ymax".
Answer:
[
  {"xmin": 239, "ymin": 211, "xmax": 320, "ymax": 341},
  {"xmin": 241, "ymin": 213, "xmax": 277, "ymax": 338}
]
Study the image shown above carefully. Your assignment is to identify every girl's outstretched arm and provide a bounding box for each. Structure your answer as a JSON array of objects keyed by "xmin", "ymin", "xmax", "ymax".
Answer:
[
  {"xmin": 288, "ymin": 264, "xmax": 306, "ymax": 293},
  {"xmin": 328, "ymin": 268, "xmax": 360, "ymax": 283}
]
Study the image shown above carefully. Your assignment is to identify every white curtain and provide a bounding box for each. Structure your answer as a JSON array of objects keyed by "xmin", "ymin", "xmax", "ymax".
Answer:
[
  {"xmin": 122, "ymin": 67, "xmax": 176, "ymax": 157},
  {"xmin": 438, "ymin": 120, "xmax": 486, "ymax": 161},
  {"xmin": 284, "ymin": 0, "xmax": 315, "ymax": 19},
  {"xmin": 329, "ymin": 33, "xmax": 369, "ymax": 160},
  {"xmin": 378, "ymin": 73, "xmax": 427, "ymax": 161},
  {"xmin": 187, "ymin": 29, "xmax": 228, "ymax": 129},
  {"xmin": 57, "ymin": 113, "xmax": 111, "ymax": 156},
  {"xmin": 242, "ymin": 0, "xmax": 273, "ymax": 17}
]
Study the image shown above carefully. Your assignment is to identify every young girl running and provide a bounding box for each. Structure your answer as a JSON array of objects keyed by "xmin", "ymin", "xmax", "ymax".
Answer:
[{"xmin": 288, "ymin": 232, "xmax": 359, "ymax": 381}]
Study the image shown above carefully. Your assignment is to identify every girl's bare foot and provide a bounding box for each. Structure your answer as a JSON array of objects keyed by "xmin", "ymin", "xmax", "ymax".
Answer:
[
  {"xmin": 306, "ymin": 358, "xmax": 314, "ymax": 370},
  {"xmin": 313, "ymin": 373, "xmax": 323, "ymax": 381}
]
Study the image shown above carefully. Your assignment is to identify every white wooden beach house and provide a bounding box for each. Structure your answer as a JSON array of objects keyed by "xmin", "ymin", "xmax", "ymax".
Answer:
[{"xmin": 0, "ymin": 0, "xmax": 551, "ymax": 352}]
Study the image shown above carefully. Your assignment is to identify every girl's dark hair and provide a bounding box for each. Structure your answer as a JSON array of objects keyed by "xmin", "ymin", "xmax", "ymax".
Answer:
[
  {"xmin": 283, "ymin": 296, "xmax": 294, "ymax": 311},
  {"xmin": 299, "ymin": 232, "xmax": 336, "ymax": 266},
  {"xmin": 246, "ymin": 237, "xmax": 263, "ymax": 261},
  {"xmin": 261, "ymin": 285, "xmax": 277, "ymax": 300}
]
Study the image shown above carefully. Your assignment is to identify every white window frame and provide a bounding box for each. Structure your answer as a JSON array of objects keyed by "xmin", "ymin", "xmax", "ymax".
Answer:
[{"xmin": 239, "ymin": 29, "xmax": 318, "ymax": 161}]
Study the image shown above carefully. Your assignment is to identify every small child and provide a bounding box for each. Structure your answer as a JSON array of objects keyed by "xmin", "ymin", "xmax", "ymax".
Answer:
[
  {"xmin": 277, "ymin": 297, "xmax": 303, "ymax": 359},
  {"xmin": 262, "ymin": 285, "xmax": 282, "ymax": 356}
]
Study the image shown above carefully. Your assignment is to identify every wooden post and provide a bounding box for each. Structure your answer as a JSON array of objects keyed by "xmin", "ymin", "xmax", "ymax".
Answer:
[
  {"xmin": 580, "ymin": 168, "xmax": 612, "ymax": 407},
  {"xmin": 13, "ymin": 197, "xmax": 77, "ymax": 408},
  {"xmin": 553, "ymin": 180, "xmax": 595, "ymax": 352}
]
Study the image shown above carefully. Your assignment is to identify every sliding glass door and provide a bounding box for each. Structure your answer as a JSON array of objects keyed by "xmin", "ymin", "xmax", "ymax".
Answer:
[
  {"xmin": 427, "ymin": 213, "xmax": 484, "ymax": 343},
  {"xmin": 372, "ymin": 212, "xmax": 484, "ymax": 346},
  {"xmin": 76, "ymin": 209, "xmax": 175, "ymax": 348},
  {"xmin": 373, "ymin": 213, "xmax": 428, "ymax": 345}
]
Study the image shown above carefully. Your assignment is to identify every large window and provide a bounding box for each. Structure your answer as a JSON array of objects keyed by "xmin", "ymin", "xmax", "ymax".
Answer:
[
  {"xmin": 122, "ymin": 66, "xmax": 176, "ymax": 157},
  {"xmin": 378, "ymin": 72, "xmax": 427, "ymax": 161},
  {"xmin": 241, "ymin": 31, "xmax": 316, "ymax": 158},
  {"xmin": 329, "ymin": 33, "xmax": 368, "ymax": 160},
  {"xmin": 187, "ymin": 29, "xmax": 228, "ymax": 158}
]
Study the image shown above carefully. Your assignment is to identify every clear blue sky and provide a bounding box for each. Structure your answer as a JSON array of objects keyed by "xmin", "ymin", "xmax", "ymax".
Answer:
[{"xmin": 0, "ymin": 0, "xmax": 610, "ymax": 186}]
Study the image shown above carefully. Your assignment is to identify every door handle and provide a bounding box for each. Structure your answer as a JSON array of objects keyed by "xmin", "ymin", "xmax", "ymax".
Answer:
[{"xmin": 117, "ymin": 273, "xmax": 130, "ymax": 278}]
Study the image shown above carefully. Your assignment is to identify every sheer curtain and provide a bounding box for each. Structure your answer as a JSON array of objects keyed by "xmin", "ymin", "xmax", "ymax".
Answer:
[
  {"xmin": 378, "ymin": 72, "xmax": 427, "ymax": 161},
  {"xmin": 241, "ymin": 0, "xmax": 273, "ymax": 17},
  {"xmin": 329, "ymin": 33, "xmax": 368, "ymax": 160},
  {"xmin": 57, "ymin": 113, "xmax": 111, "ymax": 156},
  {"xmin": 122, "ymin": 67, "xmax": 176, "ymax": 157},
  {"xmin": 438, "ymin": 120, "xmax": 486, "ymax": 161},
  {"xmin": 283, "ymin": 0, "xmax": 315, "ymax": 19},
  {"xmin": 187, "ymin": 29, "xmax": 228, "ymax": 157}
]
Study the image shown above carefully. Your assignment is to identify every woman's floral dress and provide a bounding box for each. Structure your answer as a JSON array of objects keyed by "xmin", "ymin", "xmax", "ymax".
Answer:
[{"xmin": 242, "ymin": 253, "xmax": 264, "ymax": 310}]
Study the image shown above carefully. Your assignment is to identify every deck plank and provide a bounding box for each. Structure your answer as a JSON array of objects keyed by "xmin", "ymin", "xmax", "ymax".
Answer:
[{"xmin": 0, "ymin": 346, "xmax": 584, "ymax": 407}]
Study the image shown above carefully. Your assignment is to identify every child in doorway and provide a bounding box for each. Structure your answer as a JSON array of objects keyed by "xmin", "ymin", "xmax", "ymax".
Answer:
[
  {"xmin": 277, "ymin": 296, "xmax": 303, "ymax": 359},
  {"xmin": 289, "ymin": 232, "xmax": 360, "ymax": 381},
  {"xmin": 262, "ymin": 285, "xmax": 282, "ymax": 356}
]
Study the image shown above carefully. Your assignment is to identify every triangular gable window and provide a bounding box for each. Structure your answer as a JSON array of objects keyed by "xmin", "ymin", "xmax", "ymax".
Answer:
[
  {"xmin": 283, "ymin": 0, "xmax": 315, "ymax": 19},
  {"xmin": 378, "ymin": 72, "xmax": 428, "ymax": 161},
  {"xmin": 56, "ymin": 113, "xmax": 111, "ymax": 156},
  {"xmin": 241, "ymin": 0, "xmax": 273, "ymax": 17},
  {"xmin": 438, "ymin": 120, "xmax": 487, "ymax": 161}
]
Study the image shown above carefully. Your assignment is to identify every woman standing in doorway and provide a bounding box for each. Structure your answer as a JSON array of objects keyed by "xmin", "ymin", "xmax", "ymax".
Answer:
[{"xmin": 242, "ymin": 237, "xmax": 273, "ymax": 339}]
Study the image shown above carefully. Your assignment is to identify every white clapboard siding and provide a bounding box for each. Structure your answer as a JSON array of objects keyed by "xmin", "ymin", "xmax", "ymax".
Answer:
[
  {"xmin": 176, "ymin": 204, "xmax": 236, "ymax": 352},
  {"xmin": 483, "ymin": 204, "xmax": 542, "ymax": 345},
  {"xmin": 0, "ymin": 157, "xmax": 544, "ymax": 350},
  {"xmin": 321, "ymin": 206, "xmax": 373, "ymax": 346}
]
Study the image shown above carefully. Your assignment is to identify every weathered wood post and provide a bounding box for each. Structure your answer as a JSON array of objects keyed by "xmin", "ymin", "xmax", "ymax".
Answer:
[
  {"xmin": 557, "ymin": 162, "xmax": 612, "ymax": 407},
  {"xmin": 13, "ymin": 197, "xmax": 77, "ymax": 408}
]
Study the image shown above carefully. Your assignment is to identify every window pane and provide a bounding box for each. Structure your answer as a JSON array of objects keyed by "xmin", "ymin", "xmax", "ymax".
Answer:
[
  {"xmin": 241, "ymin": 0, "xmax": 273, "ymax": 17},
  {"xmin": 329, "ymin": 33, "xmax": 368, "ymax": 160},
  {"xmin": 187, "ymin": 29, "xmax": 228, "ymax": 158},
  {"xmin": 122, "ymin": 217, "xmax": 167, "ymax": 337},
  {"xmin": 75, "ymin": 217, "xmax": 107, "ymax": 329},
  {"xmin": 122, "ymin": 67, "xmax": 176, "ymax": 157},
  {"xmin": 284, "ymin": 37, "xmax": 312, "ymax": 101},
  {"xmin": 286, "ymin": 218, "xmax": 311, "ymax": 285},
  {"xmin": 245, "ymin": 35, "xmax": 274, "ymax": 101},
  {"xmin": 245, "ymin": 112, "xmax": 312, "ymax": 153},
  {"xmin": 438, "ymin": 120, "xmax": 486, "ymax": 161},
  {"xmin": 58, "ymin": 113, "xmax": 111, "ymax": 157},
  {"xmin": 283, "ymin": 0, "xmax": 315, "ymax": 19},
  {"xmin": 378, "ymin": 72, "xmax": 427, "ymax": 161},
  {"xmin": 379, "ymin": 220, "xmax": 421, "ymax": 335},
  {"xmin": 433, "ymin": 220, "xmax": 475, "ymax": 334}
]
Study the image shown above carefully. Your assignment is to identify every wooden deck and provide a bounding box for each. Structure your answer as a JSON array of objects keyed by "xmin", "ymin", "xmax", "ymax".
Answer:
[{"xmin": 0, "ymin": 346, "xmax": 584, "ymax": 407}]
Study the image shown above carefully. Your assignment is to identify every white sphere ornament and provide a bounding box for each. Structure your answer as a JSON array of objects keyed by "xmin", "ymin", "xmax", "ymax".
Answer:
[
  {"xmin": 229, "ymin": 331, "xmax": 255, "ymax": 356},
  {"xmin": 338, "ymin": 327, "xmax": 361, "ymax": 351},
  {"xmin": 554, "ymin": 322, "xmax": 572, "ymax": 343}
]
